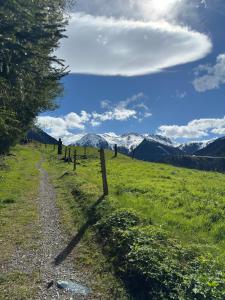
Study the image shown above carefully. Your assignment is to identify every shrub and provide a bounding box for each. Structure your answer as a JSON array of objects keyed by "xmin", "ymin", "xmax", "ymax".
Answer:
[{"xmin": 96, "ymin": 216, "xmax": 225, "ymax": 299}]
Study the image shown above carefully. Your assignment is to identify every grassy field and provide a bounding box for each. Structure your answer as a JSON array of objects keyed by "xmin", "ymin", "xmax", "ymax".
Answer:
[
  {"xmin": 43, "ymin": 145, "xmax": 225, "ymax": 299},
  {"xmin": 1, "ymin": 144, "xmax": 224, "ymax": 299},
  {"xmin": 0, "ymin": 144, "xmax": 41, "ymax": 299}
]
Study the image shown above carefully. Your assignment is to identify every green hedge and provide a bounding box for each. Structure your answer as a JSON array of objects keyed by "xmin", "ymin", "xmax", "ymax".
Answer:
[{"xmin": 96, "ymin": 210, "xmax": 225, "ymax": 300}]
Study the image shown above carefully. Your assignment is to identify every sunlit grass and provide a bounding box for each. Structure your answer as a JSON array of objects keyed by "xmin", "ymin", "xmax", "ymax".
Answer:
[
  {"xmin": 0, "ymin": 145, "xmax": 41, "ymax": 299},
  {"xmin": 44, "ymin": 145, "xmax": 225, "ymax": 263}
]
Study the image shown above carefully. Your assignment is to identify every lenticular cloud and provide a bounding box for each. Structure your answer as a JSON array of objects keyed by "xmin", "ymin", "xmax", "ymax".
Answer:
[{"xmin": 57, "ymin": 0, "xmax": 212, "ymax": 77}]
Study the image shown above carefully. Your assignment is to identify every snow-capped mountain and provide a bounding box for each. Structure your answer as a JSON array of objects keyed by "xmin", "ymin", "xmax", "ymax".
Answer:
[
  {"xmin": 71, "ymin": 132, "xmax": 173, "ymax": 151},
  {"xmin": 134, "ymin": 138, "xmax": 183, "ymax": 162},
  {"xmin": 100, "ymin": 132, "xmax": 173, "ymax": 151},
  {"xmin": 143, "ymin": 134, "xmax": 173, "ymax": 147},
  {"xmin": 195, "ymin": 136, "xmax": 225, "ymax": 157},
  {"xmin": 75, "ymin": 133, "xmax": 109, "ymax": 149},
  {"xmin": 178, "ymin": 139, "xmax": 215, "ymax": 155},
  {"xmin": 100, "ymin": 133, "xmax": 144, "ymax": 151}
]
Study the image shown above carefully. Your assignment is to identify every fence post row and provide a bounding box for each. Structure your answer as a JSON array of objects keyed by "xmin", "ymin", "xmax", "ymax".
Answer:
[{"xmin": 99, "ymin": 148, "xmax": 109, "ymax": 196}]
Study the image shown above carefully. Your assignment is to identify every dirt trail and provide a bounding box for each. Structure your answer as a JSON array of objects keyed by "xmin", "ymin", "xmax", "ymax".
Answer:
[{"xmin": 36, "ymin": 163, "xmax": 91, "ymax": 299}]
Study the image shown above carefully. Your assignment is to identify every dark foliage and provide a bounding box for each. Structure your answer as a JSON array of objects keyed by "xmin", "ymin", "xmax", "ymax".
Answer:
[{"xmin": 0, "ymin": 0, "xmax": 69, "ymax": 153}]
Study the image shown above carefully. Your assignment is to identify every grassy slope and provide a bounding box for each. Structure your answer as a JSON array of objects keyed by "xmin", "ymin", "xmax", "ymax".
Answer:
[
  {"xmin": 42, "ymin": 146, "xmax": 225, "ymax": 298},
  {"xmin": 0, "ymin": 144, "xmax": 41, "ymax": 300},
  {"xmin": 46, "ymin": 146, "xmax": 225, "ymax": 258},
  {"xmin": 1, "ymin": 144, "xmax": 224, "ymax": 299}
]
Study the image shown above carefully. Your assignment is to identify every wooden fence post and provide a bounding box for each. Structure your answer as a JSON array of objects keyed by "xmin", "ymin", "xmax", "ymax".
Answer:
[
  {"xmin": 58, "ymin": 138, "xmax": 63, "ymax": 155},
  {"xmin": 73, "ymin": 149, "xmax": 77, "ymax": 171},
  {"xmin": 84, "ymin": 147, "xmax": 87, "ymax": 159},
  {"xmin": 68, "ymin": 148, "xmax": 71, "ymax": 163},
  {"xmin": 114, "ymin": 144, "xmax": 118, "ymax": 157},
  {"xmin": 99, "ymin": 148, "xmax": 109, "ymax": 196},
  {"xmin": 64, "ymin": 147, "xmax": 68, "ymax": 162},
  {"xmin": 131, "ymin": 146, "xmax": 135, "ymax": 160}
]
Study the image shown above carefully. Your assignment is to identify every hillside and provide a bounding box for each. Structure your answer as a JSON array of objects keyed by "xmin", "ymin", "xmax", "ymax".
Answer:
[
  {"xmin": 44, "ymin": 145, "xmax": 225, "ymax": 299},
  {"xmin": 196, "ymin": 136, "xmax": 225, "ymax": 157},
  {"xmin": 178, "ymin": 140, "xmax": 213, "ymax": 155},
  {"xmin": 27, "ymin": 127, "xmax": 58, "ymax": 145},
  {"xmin": 164, "ymin": 155, "xmax": 225, "ymax": 172},
  {"xmin": 133, "ymin": 138, "xmax": 183, "ymax": 161},
  {"xmin": 1, "ymin": 144, "xmax": 225, "ymax": 299}
]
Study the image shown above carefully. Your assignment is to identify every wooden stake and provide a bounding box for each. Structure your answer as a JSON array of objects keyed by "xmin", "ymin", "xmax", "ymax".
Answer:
[
  {"xmin": 58, "ymin": 138, "xmax": 63, "ymax": 155},
  {"xmin": 84, "ymin": 147, "xmax": 87, "ymax": 159},
  {"xmin": 131, "ymin": 146, "xmax": 135, "ymax": 160},
  {"xmin": 73, "ymin": 149, "xmax": 77, "ymax": 171},
  {"xmin": 68, "ymin": 148, "xmax": 71, "ymax": 163},
  {"xmin": 114, "ymin": 144, "xmax": 118, "ymax": 157},
  {"xmin": 99, "ymin": 148, "xmax": 109, "ymax": 196},
  {"xmin": 64, "ymin": 147, "xmax": 68, "ymax": 161}
]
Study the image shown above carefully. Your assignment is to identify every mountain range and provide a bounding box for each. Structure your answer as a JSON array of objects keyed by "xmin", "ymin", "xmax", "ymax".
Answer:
[
  {"xmin": 178, "ymin": 140, "xmax": 215, "ymax": 155},
  {"xmin": 71, "ymin": 132, "xmax": 173, "ymax": 153},
  {"xmin": 27, "ymin": 129, "xmax": 225, "ymax": 169}
]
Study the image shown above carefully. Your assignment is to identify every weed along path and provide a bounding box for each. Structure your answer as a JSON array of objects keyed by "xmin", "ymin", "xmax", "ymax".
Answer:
[{"xmin": 37, "ymin": 162, "xmax": 91, "ymax": 299}]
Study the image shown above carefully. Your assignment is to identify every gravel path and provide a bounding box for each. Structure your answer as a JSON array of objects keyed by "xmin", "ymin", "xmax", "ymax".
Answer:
[
  {"xmin": 3, "ymin": 161, "xmax": 92, "ymax": 299},
  {"xmin": 36, "ymin": 163, "xmax": 91, "ymax": 299}
]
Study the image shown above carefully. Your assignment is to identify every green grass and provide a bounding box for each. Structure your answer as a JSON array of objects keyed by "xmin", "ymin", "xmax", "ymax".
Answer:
[
  {"xmin": 2, "ymin": 144, "xmax": 224, "ymax": 299},
  {"xmin": 46, "ymin": 146, "xmax": 225, "ymax": 257},
  {"xmin": 0, "ymin": 144, "xmax": 41, "ymax": 299},
  {"xmin": 42, "ymin": 146, "xmax": 225, "ymax": 299}
]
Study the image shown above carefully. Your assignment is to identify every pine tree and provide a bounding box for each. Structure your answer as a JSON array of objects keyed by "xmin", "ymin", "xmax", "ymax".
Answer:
[{"xmin": 0, "ymin": 0, "xmax": 69, "ymax": 153}]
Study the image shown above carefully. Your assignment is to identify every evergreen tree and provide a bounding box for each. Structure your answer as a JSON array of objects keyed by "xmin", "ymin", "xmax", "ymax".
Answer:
[{"xmin": 0, "ymin": 0, "xmax": 69, "ymax": 153}]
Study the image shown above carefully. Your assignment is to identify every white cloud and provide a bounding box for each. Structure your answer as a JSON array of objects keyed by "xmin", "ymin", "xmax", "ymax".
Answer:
[
  {"xmin": 175, "ymin": 90, "xmax": 187, "ymax": 99},
  {"xmin": 57, "ymin": 1, "xmax": 212, "ymax": 76},
  {"xmin": 158, "ymin": 116, "xmax": 225, "ymax": 139},
  {"xmin": 92, "ymin": 108, "xmax": 136, "ymax": 122},
  {"xmin": 37, "ymin": 93, "xmax": 152, "ymax": 141},
  {"xmin": 100, "ymin": 100, "xmax": 111, "ymax": 109},
  {"xmin": 91, "ymin": 92, "xmax": 151, "ymax": 125},
  {"xmin": 37, "ymin": 111, "xmax": 89, "ymax": 141},
  {"xmin": 193, "ymin": 53, "xmax": 225, "ymax": 92}
]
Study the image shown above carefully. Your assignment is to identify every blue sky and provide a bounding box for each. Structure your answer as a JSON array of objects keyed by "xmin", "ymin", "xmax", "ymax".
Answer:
[{"xmin": 38, "ymin": 0, "xmax": 225, "ymax": 144}]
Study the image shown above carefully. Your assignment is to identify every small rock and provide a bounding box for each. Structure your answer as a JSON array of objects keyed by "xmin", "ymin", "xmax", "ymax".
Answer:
[{"xmin": 57, "ymin": 280, "xmax": 91, "ymax": 295}]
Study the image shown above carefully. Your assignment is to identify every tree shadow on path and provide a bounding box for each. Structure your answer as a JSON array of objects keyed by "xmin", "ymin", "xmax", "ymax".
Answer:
[{"xmin": 54, "ymin": 195, "xmax": 105, "ymax": 266}]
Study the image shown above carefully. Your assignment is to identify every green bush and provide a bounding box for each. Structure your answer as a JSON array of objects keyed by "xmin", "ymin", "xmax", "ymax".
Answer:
[{"xmin": 96, "ymin": 216, "xmax": 225, "ymax": 299}]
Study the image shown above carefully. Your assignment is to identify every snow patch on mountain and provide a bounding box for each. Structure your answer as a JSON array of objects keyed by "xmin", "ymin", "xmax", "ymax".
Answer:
[
  {"xmin": 76, "ymin": 133, "xmax": 109, "ymax": 148},
  {"xmin": 72, "ymin": 132, "xmax": 173, "ymax": 151},
  {"xmin": 178, "ymin": 139, "xmax": 216, "ymax": 154}
]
